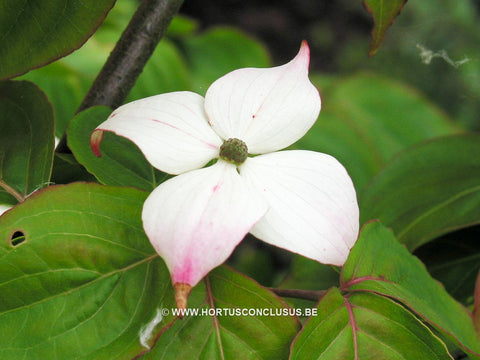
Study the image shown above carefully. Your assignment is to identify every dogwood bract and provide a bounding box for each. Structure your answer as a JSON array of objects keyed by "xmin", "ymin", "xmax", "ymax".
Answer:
[{"xmin": 91, "ymin": 41, "xmax": 359, "ymax": 309}]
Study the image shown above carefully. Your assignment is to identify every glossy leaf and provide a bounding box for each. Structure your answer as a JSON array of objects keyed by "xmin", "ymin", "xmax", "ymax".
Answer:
[
  {"xmin": 0, "ymin": 80, "xmax": 55, "ymax": 204},
  {"xmin": 364, "ymin": 0, "xmax": 408, "ymax": 56},
  {"xmin": 142, "ymin": 266, "xmax": 300, "ymax": 360},
  {"xmin": 0, "ymin": 0, "xmax": 116, "ymax": 79},
  {"xmin": 68, "ymin": 106, "xmax": 169, "ymax": 191},
  {"xmin": 290, "ymin": 288, "xmax": 452, "ymax": 359},
  {"xmin": 360, "ymin": 134, "xmax": 480, "ymax": 250},
  {"xmin": 0, "ymin": 183, "xmax": 176, "ymax": 359},
  {"xmin": 294, "ymin": 73, "xmax": 461, "ymax": 192},
  {"xmin": 341, "ymin": 222, "xmax": 480, "ymax": 358},
  {"xmin": 19, "ymin": 62, "xmax": 89, "ymax": 138}
]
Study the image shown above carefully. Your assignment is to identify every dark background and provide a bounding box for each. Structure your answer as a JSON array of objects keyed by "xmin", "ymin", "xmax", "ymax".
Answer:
[{"xmin": 181, "ymin": 0, "xmax": 371, "ymax": 71}]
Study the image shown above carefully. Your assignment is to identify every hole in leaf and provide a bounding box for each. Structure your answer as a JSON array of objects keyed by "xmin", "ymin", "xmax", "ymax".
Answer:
[{"xmin": 10, "ymin": 231, "xmax": 26, "ymax": 247}]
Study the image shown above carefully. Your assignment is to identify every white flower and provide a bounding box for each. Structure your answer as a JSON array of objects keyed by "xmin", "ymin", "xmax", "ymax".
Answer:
[
  {"xmin": 0, "ymin": 204, "xmax": 11, "ymax": 216},
  {"xmin": 91, "ymin": 41, "xmax": 359, "ymax": 309}
]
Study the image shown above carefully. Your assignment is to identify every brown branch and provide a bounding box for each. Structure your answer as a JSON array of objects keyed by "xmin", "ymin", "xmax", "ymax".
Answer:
[
  {"xmin": 269, "ymin": 288, "xmax": 326, "ymax": 302},
  {"xmin": 57, "ymin": 0, "xmax": 185, "ymax": 153}
]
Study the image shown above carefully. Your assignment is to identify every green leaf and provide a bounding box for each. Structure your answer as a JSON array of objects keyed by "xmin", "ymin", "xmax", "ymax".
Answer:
[
  {"xmin": 294, "ymin": 73, "xmax": 461, "ymax": 192},
  {"xmin": 181, "ymin": 27, "xmax": 271, "ymax": 95},
  {"xmin": 142, "ymin": 266, "xmax": 300, "ymax": 360},
  {"xmin": 341, "ymin": 222, "xmax": 480, "ymax": 358},
  {"xmin": 363, "ymin": 0, "xmax": 408, "ymax": 56},
  {"xmin": 166, "ymin": 16, "xmax": 198, "ymax": 37},
  {"xmin": 0, "ymin": 182, "xmax": 176, "ymax": 359},
  {"xmin": 290, "ymin": 288, "xmax": 452, "ymax": 359},
  {"xmin": 68, "ymin": 106, "xmax": 169, "ymax": 191},
  {"xmin": 19, "ymin": 61, "xmax": 89, "ymax": 138},
  {"xmin": 0, "ymin": 80, "xmax": 55, "ymax": 204},
  {"xmin": 0, "ymin": 0, "xmax": 116, "ymax": 79},
  {"xmin": 360, "ymin": 134, "xmax": 480, "ymax": 250}
]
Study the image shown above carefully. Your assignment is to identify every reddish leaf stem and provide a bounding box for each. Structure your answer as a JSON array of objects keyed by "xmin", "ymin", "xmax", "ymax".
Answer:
[
  {"xmin": 344, "ymin": 297, "xmax": 359, "ymax": 360},
  {"xmin": 205, "ymin": 276, "xmax": 226, "ymax": 360}
]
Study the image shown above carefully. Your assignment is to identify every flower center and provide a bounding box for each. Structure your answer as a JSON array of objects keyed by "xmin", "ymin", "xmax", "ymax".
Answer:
[{"xmin": 219, "ymin": 138, "xmax": 248, "ymax": 165}]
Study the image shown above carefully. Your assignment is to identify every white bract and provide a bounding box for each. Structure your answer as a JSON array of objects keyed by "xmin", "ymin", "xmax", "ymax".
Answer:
[
  {"xmin": 0, "ymin": 204, "xmax": 11, "ymax": 216},
  {"xmin": 91, "ymin": 41, "xmax": 359, "ymax": 308}
]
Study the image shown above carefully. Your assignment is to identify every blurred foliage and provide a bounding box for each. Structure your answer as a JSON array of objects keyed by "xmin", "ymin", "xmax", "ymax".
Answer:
[
  {"xmin": 294, "ymin": 73, "xmax": 461, "ymax": 193},
  {"xmin": 345, "ymin": 1, "xmax": 480, "ymax": 130},
  {"xmin": 360, "ymin": 134, "xmax": 480, "ymax": 251}
]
